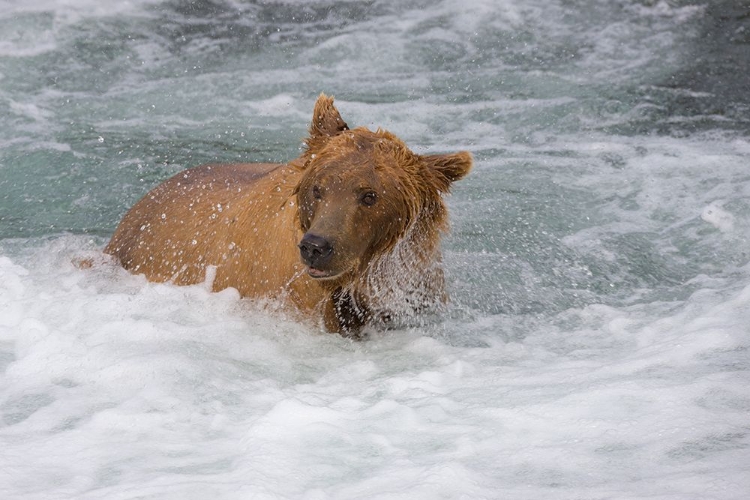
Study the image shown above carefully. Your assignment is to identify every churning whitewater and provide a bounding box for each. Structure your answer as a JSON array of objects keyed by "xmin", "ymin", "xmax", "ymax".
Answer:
[{"xmin": 1, "ymin": 0, "xmax": 749, "ymax": 498}]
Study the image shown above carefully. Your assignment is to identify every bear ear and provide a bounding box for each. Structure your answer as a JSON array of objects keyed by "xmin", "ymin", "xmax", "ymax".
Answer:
[
  {"xmin": 423, "ymin": 151, "xmax": 473, "ymax": 189},
  {"xmin": 307, "ymin": 93, "xmax": 349, "ymax": 144}
]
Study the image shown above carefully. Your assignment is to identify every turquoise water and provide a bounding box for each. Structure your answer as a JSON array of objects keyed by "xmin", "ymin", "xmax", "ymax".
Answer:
[{"xmin": 1, "ymin": 1, "xmax": 749, "ymax": 498}]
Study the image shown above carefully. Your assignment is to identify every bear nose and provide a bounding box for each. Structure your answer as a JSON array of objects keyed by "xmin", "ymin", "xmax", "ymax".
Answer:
[{"xmin": 298, "ymin": 233, "xmax": 334, "ymax": 268}]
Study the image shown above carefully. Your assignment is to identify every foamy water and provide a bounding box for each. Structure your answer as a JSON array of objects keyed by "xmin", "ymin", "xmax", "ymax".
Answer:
[
  {"xmin": 2, "ymin": 235, "xmax": 748, "ymax": 499},
  {"xmin": 1, "ymin": 0, "xmax": 749, "ymax": 498}
]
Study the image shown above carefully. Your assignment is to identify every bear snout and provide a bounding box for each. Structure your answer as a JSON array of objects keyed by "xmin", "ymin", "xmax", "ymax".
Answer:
[{"xmin": 298, "ymin": 233, "xmax": 334, "ymax": 276}]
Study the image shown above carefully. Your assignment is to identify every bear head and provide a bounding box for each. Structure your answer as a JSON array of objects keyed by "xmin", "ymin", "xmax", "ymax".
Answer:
[{"xmin": 295, "ymin": 94, "xmax": 472, "ymax": 287}]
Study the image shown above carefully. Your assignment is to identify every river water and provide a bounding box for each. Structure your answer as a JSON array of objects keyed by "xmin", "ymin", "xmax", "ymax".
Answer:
[{"xmin": 1, "ymin": 0, "xmax": 749, "ymax": 498}]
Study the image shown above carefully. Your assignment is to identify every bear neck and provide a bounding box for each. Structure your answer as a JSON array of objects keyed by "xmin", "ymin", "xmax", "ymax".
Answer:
[{"xmin": 346, "ymin": 206, "xmax": 448, "ymax": 326}]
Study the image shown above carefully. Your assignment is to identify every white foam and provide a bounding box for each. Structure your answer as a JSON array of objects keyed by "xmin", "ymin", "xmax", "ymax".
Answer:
[
  {"xmin": 0, "ymin": 236, "xmax": 748, "ymax": 498},
  {"xmin": 701, "ymin": 202, "xmax": 735, "ymax": 232},
  {"xmin": 245, "ymin": 93, "xmax": 306, "ymax": 119}
]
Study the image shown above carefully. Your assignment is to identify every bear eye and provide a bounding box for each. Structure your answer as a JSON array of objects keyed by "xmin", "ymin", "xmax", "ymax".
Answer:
[
  {"xmin": 312, "ymin": 185, "xmax": 322, "ymax": 200},
  {"xmin": 360, "ymin": 192, "xmax": 377, "ymax": 207}
]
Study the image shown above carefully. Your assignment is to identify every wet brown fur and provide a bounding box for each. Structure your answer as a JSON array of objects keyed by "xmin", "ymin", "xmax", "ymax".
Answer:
[{"xmin": 105, "ymin": 94, "xmax": 472, "ymax": 336}]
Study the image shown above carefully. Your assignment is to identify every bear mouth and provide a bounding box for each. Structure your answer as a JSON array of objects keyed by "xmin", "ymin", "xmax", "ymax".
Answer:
[
  {"xmin": 306, "ymin": 267, "xmax": 338, "ymax": 279},
  {"xmin": 307, "ymin": 266, "xmax": 332, "ymax": 280}
]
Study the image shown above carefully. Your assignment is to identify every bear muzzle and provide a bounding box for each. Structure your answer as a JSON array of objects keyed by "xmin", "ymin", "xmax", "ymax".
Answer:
[{"xmin": 298, "ymin": 233, "xmax": 337, "ymax": 279}]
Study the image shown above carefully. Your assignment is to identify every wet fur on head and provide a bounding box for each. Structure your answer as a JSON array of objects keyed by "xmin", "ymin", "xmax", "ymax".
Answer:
[{"xmin": 298, "ymin": 95, "xmax": 471, "ymax": 260}]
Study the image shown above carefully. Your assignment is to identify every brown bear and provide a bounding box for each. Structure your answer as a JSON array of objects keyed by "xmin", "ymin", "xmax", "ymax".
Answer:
[{"xmin": 105, "ymin": 94, "xmax": 472, "ymax": 336}]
